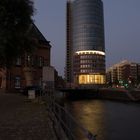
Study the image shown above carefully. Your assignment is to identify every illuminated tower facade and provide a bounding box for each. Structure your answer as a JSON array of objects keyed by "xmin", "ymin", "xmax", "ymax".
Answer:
[{"xmin": 66, "ymin": 0, "xmax": 106, "ymax": 87}]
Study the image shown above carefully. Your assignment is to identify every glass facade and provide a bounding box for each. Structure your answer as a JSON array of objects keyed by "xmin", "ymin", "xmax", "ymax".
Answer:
[
  {"xmin": 66, "ymin": 0, "xmax": 106, "ymax": 86},
  {"xmin": 71, "ymin": 0, "xmax": 105, "ymax": 53}
]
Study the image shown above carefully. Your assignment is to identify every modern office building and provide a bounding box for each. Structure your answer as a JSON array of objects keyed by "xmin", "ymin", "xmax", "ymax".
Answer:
[{"xmin": 66, "ymin": 0, "xmax": 106, "ymax": 87}]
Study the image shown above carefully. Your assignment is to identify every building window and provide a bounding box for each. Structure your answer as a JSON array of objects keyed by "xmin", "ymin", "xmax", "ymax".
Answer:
[
  {"xmin": 39, "ymin": 56, "xmax": 44, "ymax": 67},
  {"xmin": 39, "ymin": 77, "xmax": 42, "ymax": 86},
  {"xmin": 31, "ymin": 56, "xmax": 34, "ymax": 66},
  {"xmin": 44, "ymin": 59, "xmax": 48, "ymax": 66},
  {"xmin": 15, "ymin": 76, "xmax": 21, "ymax": 89},
  {"xmin": 26, "ymin": 55, "xmax": 31, "ymax": 66},
  {"xmin": 16, "ymin": 57, "xmax": 21, "ymax": 66},
  {"xmin": 78, "ymin": 74, "xmax": 105, "ymax": 84}
]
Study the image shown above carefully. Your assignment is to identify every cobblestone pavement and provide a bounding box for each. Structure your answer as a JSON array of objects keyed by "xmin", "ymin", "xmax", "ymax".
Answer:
[{"xmin": 0, "ymin": 93, "xmax": 57, "ymax": 140}]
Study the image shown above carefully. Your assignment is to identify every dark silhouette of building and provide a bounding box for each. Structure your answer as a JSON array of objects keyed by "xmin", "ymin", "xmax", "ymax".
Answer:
[
  {"xmin": 54, "ymin": 69, "xmax": 65, "ymax": 89},
  {"xmin": 66, "ymin": 0, "xmax": 106, "ymax": 88},
  {"xmin": 0, "ymin": 24, "xmax": 51, "ymax": 92}
]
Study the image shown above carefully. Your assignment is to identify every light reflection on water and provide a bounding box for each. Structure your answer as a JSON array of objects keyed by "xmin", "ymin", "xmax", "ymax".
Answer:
[{"xmin": 65, "ymin": 100, "xmax": 140, "ymax": 140}]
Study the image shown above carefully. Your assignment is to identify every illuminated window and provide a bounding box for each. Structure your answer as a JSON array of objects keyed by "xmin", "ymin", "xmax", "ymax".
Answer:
[{"xmin": 78, "ymin": 74, "xmax": 105, "ymax": 84}]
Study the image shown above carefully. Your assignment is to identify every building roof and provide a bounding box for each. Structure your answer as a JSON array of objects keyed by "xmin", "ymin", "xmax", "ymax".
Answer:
[
  {"xmin": 107, "ymin": 60, "xmax": 140, "ymax": 72},
  {"xmin": 30, "ymin": 23, "xmax": 51, "ymax": 48}
]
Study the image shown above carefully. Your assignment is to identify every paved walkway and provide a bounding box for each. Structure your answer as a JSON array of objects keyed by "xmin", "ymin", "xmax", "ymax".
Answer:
[{"xmin": 0, "ymin": 93, "xmax": 57, "ymax": 140}]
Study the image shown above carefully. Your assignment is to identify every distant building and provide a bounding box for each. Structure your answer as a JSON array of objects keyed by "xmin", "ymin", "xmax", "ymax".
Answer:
[
  {"xmin": 42, "ymin": 66, "xmax": 65, "ymax": 90},
  {"xmin": 54, "ymin": 69, "xmax": 65, "ymax": 89},
  {"xmin": 66, "ymin": 0, "xmax": 106, "ymax": 88},
  {"xmin": 0, "ymin": 24, "xmax": 51, "ymax": 92},
  {"xmin": 42, "ymin": 66, "xmax": 55, "ymax": 92},
  {"xmin": 106, "ymin": 60, "xmax": 140, "ymax": 87}
]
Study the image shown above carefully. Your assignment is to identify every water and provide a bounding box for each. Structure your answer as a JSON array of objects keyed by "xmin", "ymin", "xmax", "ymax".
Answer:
[{"xmin": 65, "ymin": 100, "xmax": 140, "ymax": 140}]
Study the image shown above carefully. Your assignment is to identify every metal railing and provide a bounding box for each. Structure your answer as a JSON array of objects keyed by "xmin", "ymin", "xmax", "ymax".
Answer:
[{"xmin": 46, "ymin": 93, "xmax": 97, "ymax": 140}]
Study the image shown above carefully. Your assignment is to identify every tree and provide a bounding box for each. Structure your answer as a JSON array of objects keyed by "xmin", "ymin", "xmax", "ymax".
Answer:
[{"xmin": 0, "ymin": 0, "xmax": 35, "ymax": 67}]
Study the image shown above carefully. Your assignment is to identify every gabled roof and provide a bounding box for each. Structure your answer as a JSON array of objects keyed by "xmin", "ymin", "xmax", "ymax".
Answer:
[{"xmin": 30, "ymin": 23, "xmax": 51, "ymax": 48}]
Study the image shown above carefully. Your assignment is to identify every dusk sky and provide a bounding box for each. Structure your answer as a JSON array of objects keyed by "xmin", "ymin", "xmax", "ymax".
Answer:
[{"xmin": 34, "ymin": 0, "xmax": 140, "ymax": 76}]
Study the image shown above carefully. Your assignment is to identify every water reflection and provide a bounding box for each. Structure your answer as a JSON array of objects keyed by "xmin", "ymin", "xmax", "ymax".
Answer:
[
  {"xmin": 66, "ymin": 100, "xmax": 107, "ymax": 140},
  {"xmin": 65, "ymin": 100, "xmax": 140, "ymax": 140}
]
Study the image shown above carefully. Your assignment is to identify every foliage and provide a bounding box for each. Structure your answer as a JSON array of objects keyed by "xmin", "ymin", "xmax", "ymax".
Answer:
[{"xmin": 0, "ymin": 0, "xmax": 35, "ymax": 67}]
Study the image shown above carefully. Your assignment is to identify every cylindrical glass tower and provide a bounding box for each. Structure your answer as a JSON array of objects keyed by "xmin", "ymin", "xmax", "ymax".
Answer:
[{"xmin": 66, "ymin": 0, "xmax": 106, "ymax": 87}]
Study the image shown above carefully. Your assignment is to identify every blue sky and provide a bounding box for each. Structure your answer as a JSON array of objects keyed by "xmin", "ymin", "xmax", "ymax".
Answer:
[{"xmin": 34, "ymin": 0, "xmax": 140, "ymax": 76}]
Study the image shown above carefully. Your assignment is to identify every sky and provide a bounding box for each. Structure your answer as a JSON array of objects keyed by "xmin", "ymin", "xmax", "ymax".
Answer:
[{"xmin": 34, "ymin": 0, "xmax": 140, "ymax": 76}]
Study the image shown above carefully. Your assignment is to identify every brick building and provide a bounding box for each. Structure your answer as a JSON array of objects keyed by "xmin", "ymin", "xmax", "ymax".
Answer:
[{"xmin": 0, "ymin": 24, "xmax": 51, "ymax": 92}]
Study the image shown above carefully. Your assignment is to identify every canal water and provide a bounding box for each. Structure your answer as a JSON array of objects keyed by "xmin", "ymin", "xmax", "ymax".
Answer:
[{"xmin": 65, "ymin": 100, "xmax": 140, "ymax": 140}]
